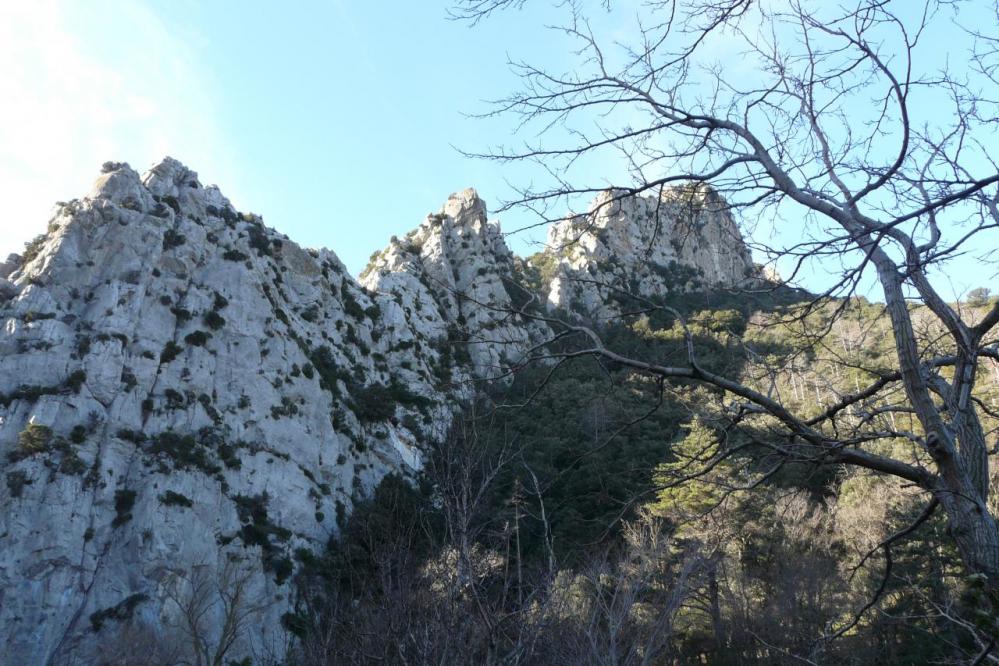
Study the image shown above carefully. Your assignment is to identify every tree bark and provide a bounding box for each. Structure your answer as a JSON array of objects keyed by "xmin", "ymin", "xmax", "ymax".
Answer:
[{"xmin": 875, "ymin": 257, "xmax": 999, "ymax": 590}]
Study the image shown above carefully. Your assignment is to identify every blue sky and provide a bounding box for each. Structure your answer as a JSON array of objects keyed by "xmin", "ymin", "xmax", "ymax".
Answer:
[
  {"xmin": 0, "ymin": 0, "xmax": 570, "ymax": 273},
  {"xmin": 0, "ymin": 0, "xmax": 995, "ymax": 300}
]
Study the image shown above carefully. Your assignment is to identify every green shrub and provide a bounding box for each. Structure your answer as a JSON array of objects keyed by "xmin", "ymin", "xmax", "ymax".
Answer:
[
  {"xmin": 162, "ymin": 229, "xmax": 186, "ymax": 250},
  {"xmin": 164, "ymin": 389, "xmax": 185, "ymax": 409},
  {"xmin": 70, "ymin": 425, "xmax": 87, "ymax": 444},
  {"xmin": 203, "ymin": 311, "xmax": 226, "ymax": 330},
  {"xmin": 9, "ymin": 424, "xmax": 87, "ymax": 473},
  {"xmin": 159, "ymin": 490, "xmax": 193, "ymax": 508},
  {"xmin": 59, "ymin": 450, "xmax": 87, "ymax": 475},
  {"xmin": 271, "ymin": 396, "xmax": 300, "ymax": 419},
  {"xmin": 218, "ymin": 443, "xmax": 242, "ymax": 470},
  {"xmin": 66, "ymin": 370, "xmax": 87, "ymax": 392},
  {"xmin": 147, "ymin": 431, "xmax": 221, "ymax": 475},
  {"xmin": 301, "ymin": 304, "xmax": 320, "ymax": 322},
  {"xmin": 232, "ymin": 492, "xmax": 294, "ymax": 583},
  {"xmin": 121, "ymin": 368, "xmax": 137, "ymax": 390},
  {"xmin": 161, "ymin": 195, "xmax": 180, "ymax": 213},
  {"xmin": 184, "ymin": 330, "xmax": 211, "ymax": 346},
  {"xmin": 112, "ymin": 489, "xmax": 137, "ymax": 527},
  {"xmin": 341, "ymin": 285, "xmax": 366, "ymax": 320},
  {"xmin": 247, "ymin": 224, "xmax": 272, "ymax": 257},
  {"xmin": 13, "ymin": 423, "xmax": 54, "ymax": 459},
  {"xmin": 0, "ymin": 382, "xmax": 73, "ymax": 409},
  {"xmin": 351, "ymin": 380, "xmax": 432, "ymax": 423},
  {"xmin": 160, "ymin": 341, "xmax": 183, "ymax": 364},
  {"xmin": 271, "ymin": 556, "xmax": 294, "ymax": 585},
  {"xmin": 350, "ymin": 384, "xmax": 396, "ymax": 422},
  {"xmin": 21, "ymin": 234, "xmax": 47, "ymax": 265},
  {"xmin": 117, "ymin": 429, "xmax": 146, "ymax": 443},
  {"xmin": 309, "ymin": 345, "xmax": 351, "ymax": 392},
  {"xmin": 75, "ymin": 335, "xmax": 92, "ymax": 358}
]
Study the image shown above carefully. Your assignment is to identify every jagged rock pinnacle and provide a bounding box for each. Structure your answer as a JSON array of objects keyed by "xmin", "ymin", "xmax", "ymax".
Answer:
[{"xmin": 544, "ymin": 185, "xmax": 756, "ymax": 317}]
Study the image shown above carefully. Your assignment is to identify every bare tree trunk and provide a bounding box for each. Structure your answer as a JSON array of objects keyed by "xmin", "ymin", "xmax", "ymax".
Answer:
[
  {"xmin": 708, "ymin": 560, "xmax": 726, "ymax": 655},
  {"xmin": 877, "ymin": 262, "xmax": 999, "ymax": 589}
]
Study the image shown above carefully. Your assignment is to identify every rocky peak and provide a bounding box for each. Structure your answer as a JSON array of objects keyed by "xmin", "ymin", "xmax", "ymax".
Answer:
[
  {"xmin": 361, "ymin": 188, "xmax": 548, "ymax": 378},
  {"xmin": 442, "ymin": 186, "xmax": 487, "ymax": 222},
  {"xmin": 543, "ymin": 185, "xmax": 756, "ymax": 317},
  {"xmin": 142, "ymin": 155, "xmax": 201, "ymax": 193}
]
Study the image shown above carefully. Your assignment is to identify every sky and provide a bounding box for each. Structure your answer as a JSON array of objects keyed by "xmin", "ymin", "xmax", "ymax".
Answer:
[
  {"xmin": 0, "ymin": 0, "xmax": 569, "ymax": 272},
  {"xmin": 0, "ymin": 0, "xmax": 995, "ymax": 300}
]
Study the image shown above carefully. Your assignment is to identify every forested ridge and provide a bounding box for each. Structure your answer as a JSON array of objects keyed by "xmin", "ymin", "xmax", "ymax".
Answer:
[{"xmin": 286, "ymin": 281, "xmax": 999, "ymax": 664}]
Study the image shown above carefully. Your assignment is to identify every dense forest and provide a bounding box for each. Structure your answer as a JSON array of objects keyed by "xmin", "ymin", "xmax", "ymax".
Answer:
[{"xmin": 279, "ymin": 282, "xmax": 999, "ymax": 665}]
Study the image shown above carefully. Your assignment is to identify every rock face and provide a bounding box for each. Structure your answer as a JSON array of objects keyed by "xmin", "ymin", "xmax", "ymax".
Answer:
[
  {"xmin": 0, "ymin": 160, "xmax": 754, "ymax": 665},
  {"xmin": 544, "ymin": 186, "xmax": 756, "ymax": 318},
  {"xmin": 0, "ymin": 253, "xmax": 20, "ymax": 279},
  {"xmin": 360, "ymin": 188, "xmax": 550, "ymax": 379},
  {"xmin": 0, "ymin": 159, "xmax": 465, "ymax": 665}
]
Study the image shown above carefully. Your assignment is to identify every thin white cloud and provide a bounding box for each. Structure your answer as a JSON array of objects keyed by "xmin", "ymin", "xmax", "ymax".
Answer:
[{"xmin": 0, "ymin": 0, "xmax": 234, "ymax": 261}]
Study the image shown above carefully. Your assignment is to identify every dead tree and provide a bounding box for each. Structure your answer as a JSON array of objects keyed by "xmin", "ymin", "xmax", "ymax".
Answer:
[{"xmin": 162, "ymin": 556, "xmax": 268, "ymax": 666}]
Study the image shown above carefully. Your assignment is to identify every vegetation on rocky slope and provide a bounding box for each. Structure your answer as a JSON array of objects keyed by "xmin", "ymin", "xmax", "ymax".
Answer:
[{"xmin": 279, "ymin": 288, "xmax": 999, "ymax": 664}]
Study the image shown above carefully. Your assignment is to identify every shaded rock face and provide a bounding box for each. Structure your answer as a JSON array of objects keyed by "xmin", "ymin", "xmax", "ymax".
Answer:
[
  {"xmin": 545, "ymin": 186, "xmax": 756, "ymax": 318},
  {"xmin": 0, "ymin": 161, "xmax": 754, "ymax": 665},
  {"xmin": 0, "ymin": 253, "xmax": 20, "ymax": 280}
]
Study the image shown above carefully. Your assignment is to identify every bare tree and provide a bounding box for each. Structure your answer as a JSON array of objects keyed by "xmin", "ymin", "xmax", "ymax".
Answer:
[
  {"xmin": 455, "ymin": 0, "xmax": 999, "ymax": 612},
  {"xmin": 163, "ymin": 556, "xmax": 268, "ymax": 666},
  {"xmin": 93, "ymin": 623, "xmax": 180, "ymax": 666},
  {"xmin": 571, "ymin": 511, "xmax": 701, "ymax": 665}
]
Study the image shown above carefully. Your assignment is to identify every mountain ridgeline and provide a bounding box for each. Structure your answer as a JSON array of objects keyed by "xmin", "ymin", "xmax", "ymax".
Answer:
[{"xmin": 0, "ymin": 159, "xmax": 760, "ymax": 664}]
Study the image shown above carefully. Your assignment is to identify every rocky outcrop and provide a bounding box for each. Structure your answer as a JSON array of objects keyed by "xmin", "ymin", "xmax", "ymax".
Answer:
[
  {"xmin": 0, "ymin": 253, "xmax": 21, "ymax": 279},
  {"xmin": 0, "ymin": 161, "xmax": 755, "ymax": 665},
  {"xmin": 0, "ymin": 159, "xmax": 464, "ymax": 665},
  {"xmin": 360, "ymin": 188, "xmax": 550, "ymax": 379},
  {"xmin": 543, "ymin": 185, "xmax": 756, "ymax": 318}
]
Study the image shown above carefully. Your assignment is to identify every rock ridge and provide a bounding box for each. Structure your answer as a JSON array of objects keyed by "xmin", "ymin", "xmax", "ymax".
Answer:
[
  {"xmin": 0, "ymin": 159, "xmax": 756, "ymax": 664},
  {"xmin": 543, "ymin": 185, "xmax": 756, "ymax": 318}
]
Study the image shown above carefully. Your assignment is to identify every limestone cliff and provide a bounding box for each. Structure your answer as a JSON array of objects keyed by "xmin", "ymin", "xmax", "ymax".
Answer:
[
  {"xmin": 0, "ymin": 159, "xmax": 463, "ymax": 664},
  {"xmin": 360, "ymin": 188, "xmax": 550, "ymax": 378},
  {"xmin": 542, "ymin": 185, "xmax": 756, "ymax": 319},
  {"xmin": 0, "ymin": 160, "xmax": 755, "ymax": 664}
]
